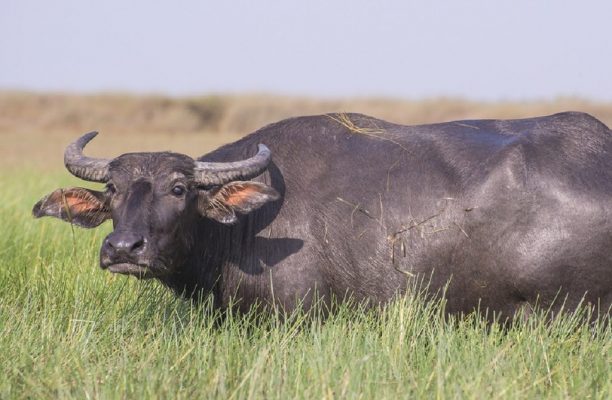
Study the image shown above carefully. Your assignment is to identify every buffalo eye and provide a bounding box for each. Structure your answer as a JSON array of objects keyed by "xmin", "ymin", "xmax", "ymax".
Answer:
[{"xmin": 171, "ymin": 185, "xmax": 186, "ymax": 196}]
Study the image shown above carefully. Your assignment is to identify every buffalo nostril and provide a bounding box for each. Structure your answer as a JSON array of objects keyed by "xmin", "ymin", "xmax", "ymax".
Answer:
[
  {"xmin": 130, "ymin": 237, "xmax": 145, "ymax": 252},
  {"xmin": 105, "ymin": 233, "xmax": 146, "ymax": 256}
]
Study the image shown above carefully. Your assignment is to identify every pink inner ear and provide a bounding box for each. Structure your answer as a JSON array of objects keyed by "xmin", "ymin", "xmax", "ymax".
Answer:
[
  {"xmin": 50, "ymin": 189, "xmax": 103, "ymax": 214},
  {"xmin": 223, "ymin": 185, "xmax": 261, "ymax": 206},
  {"xmin": 65, "ymin": 197, "xmax": 98, "ymax": 213}
]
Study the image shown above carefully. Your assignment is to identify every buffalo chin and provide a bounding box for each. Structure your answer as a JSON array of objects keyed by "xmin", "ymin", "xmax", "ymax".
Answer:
[{"xmin": 106, "ymin": 263, "xmax": 157, "ymax": 279}]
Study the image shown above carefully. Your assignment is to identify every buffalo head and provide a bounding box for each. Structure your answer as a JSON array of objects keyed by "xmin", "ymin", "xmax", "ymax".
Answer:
[{"xmin": 33, "ymin": 132, "xmax": 279, "ymax": 278}]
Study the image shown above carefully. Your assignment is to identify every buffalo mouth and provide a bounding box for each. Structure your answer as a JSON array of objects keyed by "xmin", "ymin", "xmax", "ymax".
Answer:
[{"xmin": 105, "ymin": 263, "xmax": 158, "ymax": 279}]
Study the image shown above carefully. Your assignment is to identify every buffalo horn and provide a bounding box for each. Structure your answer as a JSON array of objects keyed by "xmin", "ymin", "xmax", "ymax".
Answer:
[
  {"xmin": 194, "ymin": 144, "xmax": 272, "ymax": 185},
  {"xmin": 64, "ymin": 131, "xmax": 110, "ymax": 182}
]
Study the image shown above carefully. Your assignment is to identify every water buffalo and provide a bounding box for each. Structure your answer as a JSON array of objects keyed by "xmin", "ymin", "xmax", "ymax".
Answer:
[{"xmin": 33, "ymin": 112, "xmax": 612, "ymax": 318}]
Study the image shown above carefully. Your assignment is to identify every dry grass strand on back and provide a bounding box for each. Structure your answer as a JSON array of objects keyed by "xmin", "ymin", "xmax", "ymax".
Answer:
[{"xmin": 326, "ymin": 113, "xmax": 411, "ymax": 152}]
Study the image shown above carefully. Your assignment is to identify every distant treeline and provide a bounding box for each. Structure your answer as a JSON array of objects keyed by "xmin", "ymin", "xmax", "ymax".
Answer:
[{"xmin": 1, "ymin": 91, "xmax": 611, "ymax": 135}]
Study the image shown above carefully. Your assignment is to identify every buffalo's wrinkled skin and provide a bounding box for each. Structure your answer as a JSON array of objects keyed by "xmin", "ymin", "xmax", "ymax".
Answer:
[{"xmin": 34, "ymin": 112, "xmax": 612, "ymax": 319}]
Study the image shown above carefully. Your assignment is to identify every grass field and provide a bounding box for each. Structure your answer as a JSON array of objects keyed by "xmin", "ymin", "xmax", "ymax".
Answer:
[{"xmin": 1, "ymin": 93, "xmax": 611, "ymax": 399}]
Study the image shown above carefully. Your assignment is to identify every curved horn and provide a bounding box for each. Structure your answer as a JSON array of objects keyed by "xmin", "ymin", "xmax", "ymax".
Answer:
[
  {"xmin": 64, "ymin": 131, "xmax": 111, "ymax": 182},
  {"xmin": 194, "ymin": 144, "xmax": 272, "ymax": 185}
]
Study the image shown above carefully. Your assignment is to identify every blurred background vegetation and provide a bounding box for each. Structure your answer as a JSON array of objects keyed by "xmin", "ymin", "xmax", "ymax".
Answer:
[{"xmin": 2, "ymin": 91, "xmax": 611, "ymax": 169}]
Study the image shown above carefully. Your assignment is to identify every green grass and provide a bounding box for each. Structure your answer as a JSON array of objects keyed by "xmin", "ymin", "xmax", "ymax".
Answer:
[{"xmin": 1, "ymin": 170, "xmax": 610, "ymax": 399}]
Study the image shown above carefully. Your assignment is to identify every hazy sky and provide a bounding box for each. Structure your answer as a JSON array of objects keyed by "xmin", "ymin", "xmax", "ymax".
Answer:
[{"xmin": 2, "ymin": 0, "xmax": 611, "ymax": 101}]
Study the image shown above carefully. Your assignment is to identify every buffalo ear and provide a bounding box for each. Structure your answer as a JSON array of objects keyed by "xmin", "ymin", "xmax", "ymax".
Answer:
[
  {"xmin": 32, "ymin": 187, "xmax": 110, "ymax": 228},
  {"xmin": 201, "ymin": 181, "xmax": 280, "ymax": 225}
]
